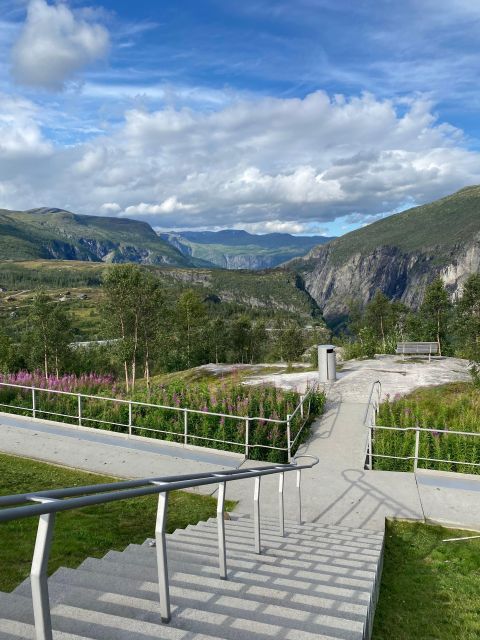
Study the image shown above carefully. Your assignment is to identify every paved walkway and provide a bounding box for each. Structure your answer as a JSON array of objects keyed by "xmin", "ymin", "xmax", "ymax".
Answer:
[
  {"xmin": 0, "ymin": 413, "xmax": 242, "ymax": 482},
  {"xmin": 228, "ymin": 395, "xmax": 480, "ymax": 532}
]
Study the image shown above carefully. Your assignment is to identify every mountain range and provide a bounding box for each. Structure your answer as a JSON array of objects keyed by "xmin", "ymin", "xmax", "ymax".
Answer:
[
  {"xmin": 0, "ymin": 208, "xmax": 195, "ymax": 267},
  {"xmin": 160, "ymin": 229, "xmax": 334, "ymax": 269},
  {"xmin": 291, "ymin": 185, "xmax": 480, "ymax": 323},
  {"xmin": 1, "ymin": 186, "xmax": 479, "ymax": 327}
]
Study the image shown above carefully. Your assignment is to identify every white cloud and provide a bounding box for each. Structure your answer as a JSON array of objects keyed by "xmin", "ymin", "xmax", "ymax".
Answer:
[
  {"xmin": 1, "ymin": 90, "xmax": 480, "ymax": 231},
  {"xmin": 100, "ymin": 202, "xmax": 121, "ymax": 213},
  {"xmin": 124, "ymin": 198, "xmax": 195, "ymax": 217},
  {"xmin": 12, "ymin": 0, "xmax": 109, "ymax": 91},
  {"xmin": 0, "ymin": 93, "xmax": 51, "ymax": 158},
  {"xmin": 239, "ymin": 220, "xmax": 311, "ymax": 234}
]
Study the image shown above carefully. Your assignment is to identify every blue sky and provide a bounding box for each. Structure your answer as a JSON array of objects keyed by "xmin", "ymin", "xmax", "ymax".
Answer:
[{"xmin": 1, "ymin": 0, "xmax": 480, "ymax": 236}]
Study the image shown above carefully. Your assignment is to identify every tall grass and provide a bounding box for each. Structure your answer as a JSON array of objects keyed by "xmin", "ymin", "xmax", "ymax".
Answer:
[
  {"xmin": 373, "ymin": 383, "xmax": 480, "ymax": 473},
  {"xmin": 0, "ymin": 372, "xmax": 325, "ymax": 463}
]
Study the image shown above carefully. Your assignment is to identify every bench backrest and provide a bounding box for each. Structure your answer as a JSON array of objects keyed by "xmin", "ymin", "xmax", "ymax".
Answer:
[{"xmin": 396, "ymin": 342, "xmax": 439, "ymax": 354}]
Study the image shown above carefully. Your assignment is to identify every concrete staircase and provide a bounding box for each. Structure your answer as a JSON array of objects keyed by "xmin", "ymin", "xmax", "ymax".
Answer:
[{"xmin": 0, "ymin": 513, "xmax": 384, "ymax": 640}]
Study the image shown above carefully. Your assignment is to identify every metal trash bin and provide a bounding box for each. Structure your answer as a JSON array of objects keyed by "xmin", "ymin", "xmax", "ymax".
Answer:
[{"xmin": 318, "ymin": 344, "xmax": 337, "ymax": 382}]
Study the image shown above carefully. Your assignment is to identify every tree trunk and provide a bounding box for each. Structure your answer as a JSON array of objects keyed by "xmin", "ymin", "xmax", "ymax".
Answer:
[
  {"xmin": 437, "ymin": 309, "xmax": 442, "ymax": 356},
  {"xmin": 380, "ymin": 315, "xmax": 386, "ymax": 353}
]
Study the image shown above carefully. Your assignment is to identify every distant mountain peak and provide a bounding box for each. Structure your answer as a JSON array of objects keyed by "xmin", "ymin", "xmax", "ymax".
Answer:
[{"xmin": 160, "ymin": 229, "xmax": 335, "ymax": 270}]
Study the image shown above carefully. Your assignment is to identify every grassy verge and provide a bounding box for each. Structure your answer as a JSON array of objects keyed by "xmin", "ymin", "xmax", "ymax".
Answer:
[
  {"xmin": 373, "ymin": 520, "xmax": 480, "ymax": 640},
  {"xmin": 0, "ymin": 453, "xmax": 235, "ymax": 592},
  {"xmin": 374, "ymin": 382, "xmax": 480, "ymax": 473}
]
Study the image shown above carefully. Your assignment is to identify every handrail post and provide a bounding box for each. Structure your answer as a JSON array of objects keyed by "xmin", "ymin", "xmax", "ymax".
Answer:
[
  {"xmin": 128, "ymin": 401, "xmax": 132, "ymax": 436},
  {"xmin": 299, "ymin": 395, "xmax": 304, "ymax": 419},
  {"xmin": 77, "ymin": 394, "xmax": 82, "ymax": 427},
  {"xmin": 184, "ymin": 410, "xmax": 188, "ymax": 446},
  {"xmin": 31, "ymin": 513, "xmax": 55, "ymax": 640},
  {"xmin": 368, "ymin": 426, "xmax": 373, "ymax": 470},
  {"xmin": 155, "ymin": 490, "xmax": 171, "ymax": 623},
  {"xmin": 217, "ymin": 482, "xmax": 227, "ymax": 579},
  {"xmin": 286, "ymin": 414, "xmax": 292, "ymax": 463},
  {"xmin": 278, "ymin": 472, "xmax": 285, "ymax": 537},
  {"xmin": 245, "ymin": 418, "xmax": 249, "ymax": 459},
  {"xmin": 253, "ymin": 476, "xmax": 261, "ymax": 554},
  {"xmin": 296, "ymin": 469, "xmax": 302, "ymax": 524},
  {"xmin": 32, "ymin": 386, "xmax": 36, "ymax": 419},
  {"xmin": 414, "ymin": 428, "xmax": 420, "ymax": 472}
]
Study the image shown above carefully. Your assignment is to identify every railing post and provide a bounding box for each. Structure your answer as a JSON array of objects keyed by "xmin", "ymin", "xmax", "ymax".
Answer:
[
  {"xmin": 155, "ymin": 490, "xmax": 171, "ymax": 623},
  {"xmin": 286, "ymin": 414, "xmax": 292, "ymax": 463},
  {"xmin": 296, "ymin": 469, "xmax": 302, "ymax": 524},
  {"xmin": 77, "ymin": 394, "xmax": 82, "ymax": 427},
  {"xmin": 414, "ymin": 428, "xmax": 420, "ymax": 472},
  {"xmin": 32, "ymin": 386, "xmax": 36, "ymax": 419},
  {"xmin": 128, "ymin": 401, "xmax": 132, "ymax": 436},
  {"xmin": 278, "ymin": 472, "xmax": 285, "ymax": 537},
  {"xmin": 217, "ymin": 482, "xmax": 227, "ymax": 579},
  {"xmin": 245, "ymin": 418, "xmax": 249, "ymax": 459},
  {"xmin": 253, "ymin": 476, "xmax": 261, "ymax": 554},
  {"xmin": 184, "ymin": 410, "xmax": 188, "ymax": 446},
  {"xmin": 300, "ymin": 395, "xmax": 304, "ymax": 419},
  {"xmin": 31, "ymin": 512, "xmax": 55, "ymax": 640},
  {"xmin": 368, "ymin": 427, "xmax": 373, "ymax": 471}
]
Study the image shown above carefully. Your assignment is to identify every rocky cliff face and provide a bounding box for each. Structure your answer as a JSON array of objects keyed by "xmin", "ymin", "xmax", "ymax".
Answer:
[{"xmin": 299, "ymin": 234, "xmax": 480, "ymax": 322}]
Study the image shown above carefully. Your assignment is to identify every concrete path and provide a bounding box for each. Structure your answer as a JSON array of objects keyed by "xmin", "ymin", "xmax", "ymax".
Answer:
[
  {"xmin": 227, "ymin": 389, "xmax": 480, "ymax": 532},
  {"xmin": 0, "ymin": 413, "xmax": 242, "ymax": 485},
  {"xmin": 227, "ymin": 400, "xmax": 425, "ymax": 531}
]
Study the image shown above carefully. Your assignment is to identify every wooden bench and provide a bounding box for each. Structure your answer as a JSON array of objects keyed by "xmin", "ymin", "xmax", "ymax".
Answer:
[{"xmin": 395, "ymin": 342, "xmax": 440, "ymax": 361}]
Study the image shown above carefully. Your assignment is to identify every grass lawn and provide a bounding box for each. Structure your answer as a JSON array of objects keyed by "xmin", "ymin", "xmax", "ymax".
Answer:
[
  {"xmin": 0, "ymin": 453, "xmax": 235, "ymax": 592},
  {"xmin": 373, "ymin": 520, "xmax": 480, "ymax": 640}
]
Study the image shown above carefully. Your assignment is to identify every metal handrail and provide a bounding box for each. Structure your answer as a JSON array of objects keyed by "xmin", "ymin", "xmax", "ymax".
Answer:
[
  {"xmin": 0, "ymin": 455, "xmax": 318, "ymax": 639},
  {"xmin": 367, "ymin": 423, "xmax": 480, "ymax": 470},
  {"xmin": 364, "ymin": 381, "xmax": 480, "ymax": 471},
  {"xmin": 363, "ymin": 380, "xmax": 382, "ymax": 470},
  {"xmin": 0, "ymin": 382, "xmax": 320, "ymax": 461}
]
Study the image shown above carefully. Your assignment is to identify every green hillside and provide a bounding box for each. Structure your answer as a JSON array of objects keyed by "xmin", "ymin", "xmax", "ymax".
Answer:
[
  {"xmin": 0, "ymin": 260, "xmax": 323, "ymax": 340},
  {"xmin": 309, "ymin": 186, "xmax": 480, "ymax": 266},
  {"xmin": 0, "ymin": 208, "xmax": 190, "ymax": 266}
]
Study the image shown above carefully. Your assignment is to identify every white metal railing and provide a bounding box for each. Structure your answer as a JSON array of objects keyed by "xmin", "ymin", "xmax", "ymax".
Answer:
[
  {"xmin": 363, "ymin": 380, "xmax": 382, "ymax": 470},
  {"xmin": 0, "ymin": 455, "xmax": 319, "ymax": 640},
  {"xmin": 0, "ymin": 382, "xmax": 318, "ymax": 462},
  {"xmin": 364, "ymin": 381, "xmax": 480, "ymax": 472}
]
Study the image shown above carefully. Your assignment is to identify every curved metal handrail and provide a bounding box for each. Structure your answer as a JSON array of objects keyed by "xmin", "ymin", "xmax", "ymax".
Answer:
[
  {"xmin": 0, "ymin": 456, "xmax": 318, "ymax": 638},
  {"xmin": 363, "ymin": 379, "xmax": 382, "ymax": 427}
]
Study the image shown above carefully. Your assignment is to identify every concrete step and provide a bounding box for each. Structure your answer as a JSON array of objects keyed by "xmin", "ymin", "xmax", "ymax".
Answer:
[
  {"xmin": 51, "ymin": 566, "xmax": 367, "ymax": 639},
  {"xmin": 171, "ymin": 528, "xmax": 380, "ymax": 573},
  {"xmin": 135, "ymin": 537, "xmax": 380, "ymax": 572},
  {"xmin": 163, "ymin": 532, "xmax": 380, "ymax": 572},
  {"xmin": 80, "ymin": 549, "xmax": 376, "ymax": 595},
  {"xmin": 221, "ymin": 517, "xmax": 384, "ymax": 548},
  {"xmin": 230, "ymin": 513, "xmax": 384, "ymax": 539},
  {"xmin": 182, "ymin": 522, "xmax": 382, "ymax": 558},
  {"xmin": 198, "ymin": 519, "xmax": 383, "ymax": 552},
  {"xmin": 2, "ymin": 516, "xmax": 384, "ymax": 640},
  {"xmin": 104, "ymin": 547, "xmax": 370, "ymax": 613},
  {"xmin": 0, "ymin": 588, "xmax": 221, "ymax": 640}
]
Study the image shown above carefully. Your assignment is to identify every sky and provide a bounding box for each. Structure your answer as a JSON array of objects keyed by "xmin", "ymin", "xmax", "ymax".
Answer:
[{"xmin": 1, "ymin": 1, "xmax": 480, "ymax": 236}]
